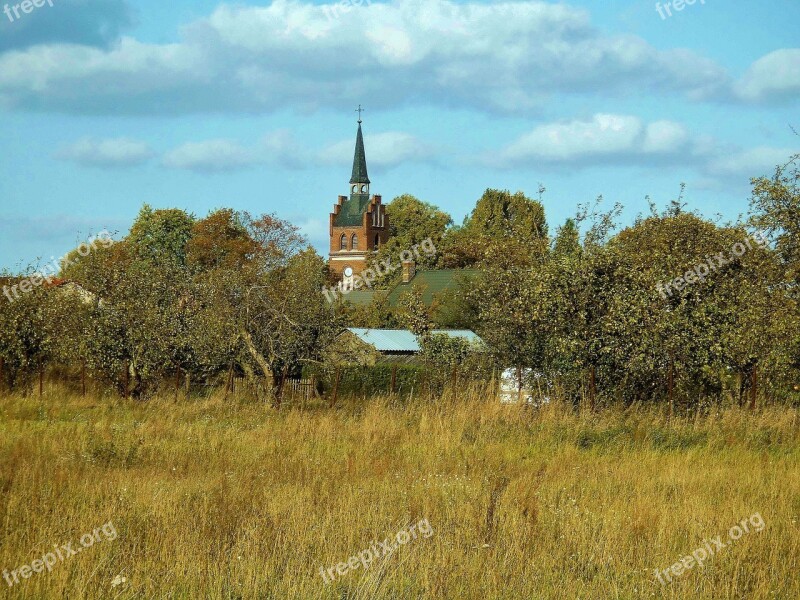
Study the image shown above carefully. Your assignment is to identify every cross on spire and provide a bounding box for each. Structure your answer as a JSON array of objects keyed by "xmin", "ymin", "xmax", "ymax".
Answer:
[{"xmin": 355, "ymin": 104, "xmax": 365, "ymax": 123}]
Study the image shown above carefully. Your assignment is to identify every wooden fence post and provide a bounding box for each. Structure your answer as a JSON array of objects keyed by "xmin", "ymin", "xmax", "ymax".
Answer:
[
  {"xmin": 276, "ymin": 366, "xmax": 288, "ymax": 409},
  {"xmin": 750, "ymin": 364, "xmax": 758, "ymax": 411},
  {"xmin": 391, "ymin": 365, "xmax": 397, "ymax": 394},
  {"xmin": 589, "ymin": 365, "xmax": 596, "ymax": 411},
  {"xmin": 39, "ymin": 361, "xmax": 44, "ymax": 397},
  {"xmin": 81, "ymin": 359, "xmax": 87, "ymax": 397},
  {"xmin": 175, "ymin": 365, "xmax": 181, "ymax": 401}
]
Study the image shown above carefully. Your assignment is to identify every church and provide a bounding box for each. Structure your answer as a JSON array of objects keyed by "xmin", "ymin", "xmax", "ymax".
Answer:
[
  {"xmin": 328, "ymin": 114, "xmax": 390, "ymax": 285},
  {"xmin": 327, "ymin": 112, "xmax": 477, "ymax": 314}
]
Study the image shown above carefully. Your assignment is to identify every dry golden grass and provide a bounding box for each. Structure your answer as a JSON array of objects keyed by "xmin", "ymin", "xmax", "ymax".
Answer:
[{"xmin": 0, "ymin": 387, "xmax": 798, "ymax": 599}]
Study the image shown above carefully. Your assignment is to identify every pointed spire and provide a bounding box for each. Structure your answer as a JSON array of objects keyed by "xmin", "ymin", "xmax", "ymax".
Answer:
[{"xmin": 350, "ymin": 117, "xmax": 370, "ymax": 185}]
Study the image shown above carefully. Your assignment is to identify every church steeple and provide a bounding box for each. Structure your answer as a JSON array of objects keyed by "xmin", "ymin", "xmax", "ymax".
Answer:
[
  {"xmin": 328, "ymin": 108, "xmax": 388, "ymax": 281},
  {"xmin": 350, "ymin": 108, "xmax": 370, "ymax": 189}
]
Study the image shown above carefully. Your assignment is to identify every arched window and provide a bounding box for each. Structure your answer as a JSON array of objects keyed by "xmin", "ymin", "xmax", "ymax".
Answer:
[
  {"xmin": 340, "ymin": 234, "xmax": 347, "ymax": 250},
  {"xmin": 374, "ymin": 234, "xmax": 380, "ymax": 249},
  {"xmin": 351, "ymin": 233, "xmax": 358, "ymax": 249}
]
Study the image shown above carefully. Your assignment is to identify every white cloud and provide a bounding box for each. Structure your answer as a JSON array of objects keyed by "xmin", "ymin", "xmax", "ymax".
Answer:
[
  {"xmin": 642, "ymin": 121, "xmax": 691, "ymax": 155},
  {"xmin": 161, "ymin": 129, "xmax": 435, "ymax": 173},
  {"xmin": 262, "ymin": 129, "xmax": 312, "ymax": 169},
  {"xmin": 706, "ymin": 146, "xmax": 797, "ymax": 177},
  {"xmin": 162, "ymin": 139, "xmax": 258, "ymax": 172},
  {"xmin": 734, "ymin": 49, "xmax": 800, "ymax": 104},
  {"xmin": 0, "ymin": 0, "xmax": 740, "ymax": 116},
  {"xmin": 54, "ymin": 137, "xmax": 153, "ymax": 167},
  {"xmin": 494, "ymin": 114, "xmax": 691, "ymax": 166}
]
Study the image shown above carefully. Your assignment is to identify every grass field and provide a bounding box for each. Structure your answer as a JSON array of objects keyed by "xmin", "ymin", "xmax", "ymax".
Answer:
[{"xmin": 0, "ymin": 388, "xmax": 798, "ymax": 599}]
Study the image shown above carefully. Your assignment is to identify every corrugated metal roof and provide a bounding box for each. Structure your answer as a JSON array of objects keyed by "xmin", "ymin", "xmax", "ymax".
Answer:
[{"xmin": 347, "ymin": 328, "xmax": 484, "ymax": 353}]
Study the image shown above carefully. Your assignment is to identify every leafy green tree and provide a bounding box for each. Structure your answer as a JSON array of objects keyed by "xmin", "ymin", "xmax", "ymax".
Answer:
[
  {"xmin": 586, "ymin": 213, "xmax": 786, "ymax": 405},
  {"xmin": 368, "ymin": 194, "xmax": 452, "ymax": 287},
  {"xmin": 553, "ymin": 218, "xmax": 581, "ymax": 260},
  {"xmin": 396, "ymin": 286, "xmax": 433, "ymax": 337},
  {"xmin": 0, "ymin": 282, "xmax": 53, "ymax": 391},
  {"xmin": 750, "ymin": 153, "xmax": 800, "ymax": 284},
  {"xmin": 127, "ymin": 205, "xmax": 195, "ymax": 269},
  {"xmin": 469, "ymin": 242, "xmax": 551, "ymax": 380},
  {"xmin": 441, "ymin": 189, "xmax": 549, "ymax": 268}
]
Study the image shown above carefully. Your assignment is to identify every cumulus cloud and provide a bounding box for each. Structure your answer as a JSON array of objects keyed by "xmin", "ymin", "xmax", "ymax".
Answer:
[
  {"xmin": 734, "ymin": 49, "xmax": 800, "ymax": 104},
  {"xmin": 706, "ymin": 146, "xmax": 797, "ymax": 177},
  {"xmin": 0, "ymin": 0, "xmax": 742, "ymax": 116},
  {"xmin": 54, "ymin": 137, "xmax": 153, "ymax": 167},
  {"xmin": 262, "ymin": 129, "xmax": 312, "ymax": 169},
  {"xmin": 493, "ymin": 114, "xmax": 693, "ymax": 167},
  {"xmin": 489, "ymin": 113, "xmax": 797, "ymax": 181},
  {"xmin": 162, "ymin": 129, "xmax": 434, "ymax": 173},
  {"xmin": 0, "ymin": 0, "xmax": 135, "ymax": 53},
  {"xmin": 162, "ymin": 140, "xmax": 259, "ymax": 173}
]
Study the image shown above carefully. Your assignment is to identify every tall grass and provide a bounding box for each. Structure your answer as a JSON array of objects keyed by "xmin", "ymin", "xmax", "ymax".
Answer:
[{"xmin": 0, "ymin": 387, "xmax": 798, "ymax": 598}]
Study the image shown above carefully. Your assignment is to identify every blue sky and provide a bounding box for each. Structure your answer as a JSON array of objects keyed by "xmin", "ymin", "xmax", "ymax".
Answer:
[{"xmin": 0, "ymin": 0, "xmax": 798, "ymax": 270}]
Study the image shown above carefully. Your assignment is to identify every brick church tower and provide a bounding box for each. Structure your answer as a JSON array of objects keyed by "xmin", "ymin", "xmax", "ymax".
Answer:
[{"xmin": 328, "ymin": 114, "xmax": 389, "ymax": 284}]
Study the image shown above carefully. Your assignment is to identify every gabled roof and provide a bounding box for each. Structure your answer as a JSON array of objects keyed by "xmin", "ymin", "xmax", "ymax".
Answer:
[
  {"xmin": 385, "ymin": 269, "xmax": 481, "ymax": 307},
  {"xmin": 346, "ymin": 328, "xmax": 483, "ymax": 353}
]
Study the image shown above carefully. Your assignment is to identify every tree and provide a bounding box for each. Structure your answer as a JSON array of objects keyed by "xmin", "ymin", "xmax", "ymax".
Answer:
[
  {"xmin": 469, "ymin": 243, "xmax": 551, "ymax": 380},
  {"xmin": 367, "ymin": 194, "xmax": 452, "ymax": 287},
  {"xmin": 441, "ymin": 189, "xmax": 549, "ymax": 268},
  {"xmin": 127, "ymin": 205, "xmax": 195, "ymax": 269},
  {"xmin": 553, "ymin": 218, "xmax": 581, "ymax": 260},
  {"xmin": 186, "ymin": 208, "xmax": 256, "ymax": 272},
  {"xmin": 750, "ymin": 154, "xmax": 800, "ymax": 277},
  {"xmin": 396, "ymin": 286, "xmax": 432, "ymax": 337},
  {"xmin": 586, "ymin": 212, "xmax": 786, "ymax": 405},
  {"xmin": 0, "ymin": 281, "xmax": 53, "ymax": 392}
]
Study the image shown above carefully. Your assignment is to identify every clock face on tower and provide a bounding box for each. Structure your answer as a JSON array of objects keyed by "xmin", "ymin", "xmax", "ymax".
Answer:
[{"xmin": 344, "ymin": 267, "xmax": 354, "ymax": 277}]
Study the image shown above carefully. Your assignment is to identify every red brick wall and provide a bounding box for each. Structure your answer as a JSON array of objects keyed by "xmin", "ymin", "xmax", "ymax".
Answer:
[{"xmin": 328, "ymin": 195, "xmax": 390, "ymax": 277}]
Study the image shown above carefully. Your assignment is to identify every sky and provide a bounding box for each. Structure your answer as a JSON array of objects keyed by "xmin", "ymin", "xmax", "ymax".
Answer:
[{"xmin": 0, "ymin": 0, "xmax": 798, "ymax": 271}]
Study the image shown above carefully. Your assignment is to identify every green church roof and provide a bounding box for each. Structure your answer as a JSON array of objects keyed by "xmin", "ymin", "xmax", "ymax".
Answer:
[
  {"xmin": 386, "ymin": 269, "xmax": 481, "ymax": 307},
  {"xmin": 341, "ymin": 269, "xmax": 480, "ymax": 308},
  {"xmin": 333, "ymin": 120, "xmax": 373, "ymax": 227},
  {"xmin": 350, "ymin": 121, "xmax": 370, "ymax": 184},
  {"xmin": 333, "ymin": 194, "xmax": 371, "ymax": 227}
]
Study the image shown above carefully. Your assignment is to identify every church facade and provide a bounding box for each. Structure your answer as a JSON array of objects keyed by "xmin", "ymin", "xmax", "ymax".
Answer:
[{"xmin": 328, "ymin": 118, "xmax": 390, "ymax": 283}]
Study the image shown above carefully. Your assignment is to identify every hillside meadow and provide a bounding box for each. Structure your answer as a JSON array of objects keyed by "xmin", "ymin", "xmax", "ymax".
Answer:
[{"xmin": 0, "ymin": 387, "xmax": 798, "ymax": 599}]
